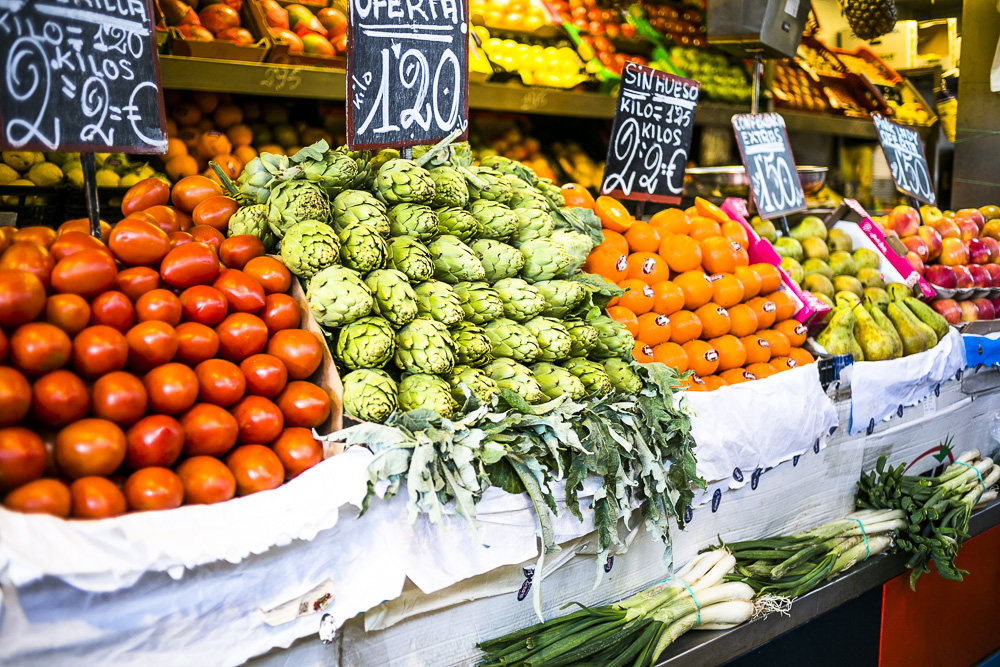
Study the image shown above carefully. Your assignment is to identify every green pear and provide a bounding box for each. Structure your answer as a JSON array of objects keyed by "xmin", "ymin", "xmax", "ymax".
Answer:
[
  {"xmin": 886, "ymin": 282, "xmax": 913, "ymax": 301},
  {"xmin": 827, "ymin": 228, "xmax": 853, "ymax": 253},
  {"xmin": 774, "ymin": 237, "xmax": 804, "ymax": 262},
  {"xmin": 803, "ymin": 274, "xmax": 834, "ymax": 299},
  {"xmin": 829, "ymin": 251, "xmax": 857, "ymax": 277},
  {"xmin": 887, "ymin": 302, "xmax": 929, "ymax": 356},
  {"xmin": 816, "ymin": 306, "xmax": 855, "ymax": 356},
  {"xmin": 835, "ymin": 290, "xmax": 861, "ymax": 308},
  {"xmin": 851, "ymin": 336, "xmax": 865, "ymax": 361},
  {"xmin": 863, "ymin": 287, "xmax": 890, "ymax": 310},
  {"xmin": 833, "ymin": 275, "xmax": 864, "ymax": 298},
  {"xmin": 853, "ymin": 303, "xmax": 895, "ymax": 361},
  {"xmin": 855, "ymin": 267, "xmax": 886, "ymax": 289},
  {"xmin": 904, "ymin": 297, "xmax": 950, "ymax": 341},
  {"xmin": 853, "ymin": 248, "xmax": 880, "ymax": 271},
  {"xmin": 781, "ymin": 257, "xmax": 804, "ymax": 285},
  {"xmin": 865, "ymin": 301, "xmax": 903, "ymax": 358},
  {"xmin": 752, "ymin": 218, "xmax": 777, "ymax": 243},
  {"xmin": 895, "ymin": 299, "xmax": 938, "ymax": 346},
  {"xmin": 801, "ymin": 237, "xmax": 830, "ymax": 261},
  {"xmin": 802, "ymin": 258, "xmax": 833, "ymax": 280},
  {"xmin": 790, "ymin": 215, "xmax": 828, "ymax": 242}
]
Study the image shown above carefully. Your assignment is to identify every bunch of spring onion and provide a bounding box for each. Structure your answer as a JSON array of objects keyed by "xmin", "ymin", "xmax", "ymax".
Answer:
[
  {"xmin": 721, "ymin": 508, "xmax": 907, "ymax": 598},
  {"xmin": 856, "ymin": 448, "xmax": 999, "ymax": 588},
  {"xmin": 477, "ymin": 549, "xmax": 780, "ymax": 667}
]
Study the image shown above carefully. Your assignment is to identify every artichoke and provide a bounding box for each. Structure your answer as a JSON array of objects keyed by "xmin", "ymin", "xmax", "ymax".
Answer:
[
  {"xmin": 551, "ymin": 230, "xmax": 594, "ymax": 278},
  {"xmin": 523, "ymin": 316, "xmax": 572, "ymax": 362},
  {"xmin": 364, "ymin": 149, "xmax": 400, "ymax": 188},
  {"xmin": 533, "ymin": 362, "xmax": 586, "ymax": 400},
  {"xmin": 565, "ymin": 320, "xmax": 599, "ymax": 357},
  {"xmin": 385, "ymin": 235, "xmax": 435, "ymax": 283},
  {"xmin": 398, "ymin": 373, "xmax": 457, "ymax": 418},
  {"xmin": 307, "ymin": 265, "xmax": 373, "ymax": 328},
  {"xmin": 469, "ymin": 200, "xmax": 518, "ymax": 241},
  {"xmin": 374, "ymin": 159, "xmax": 435, "ymax": 206},
  {"xmin": 453, "ymin": 282, "xmax": 503, "ymax": 325},
  {"xmin": 387, "ymin": 203, "xmax": 438, "ymax": 241},
  {"xmin": 414, "ymin": 280, "xmax": 465, "ymax": 326},
  {"xmin": 447, "ymin": 365, "xmax": 500, "ymax": 404},
  {"xmin": 331, "ymin": 190, "xmax": 390, "ymax": 237},
  {"xmin": 436, "ymin": 207, "xmax": 481, "ymax": 242},
  {"xmin": 466, "ymin": 166, "xmax": 512, "ymax": 204},
  {"xmin": 228, "ymin": 204, "xmax": 276, "ymax": 250},
  {"xmin": 482, "ymin": 358, "xmax": 544, "ymax": 404},
  {"xmin": 502, "ymin": 175, "xmax": 533, "ymax": 193},
  {"xmin": 520, "ymin": 239, "xmax": 572, "ymax": 283},
  {"xmin": 343, "ymin": 369, "xmax": 397, "ymax": 423},
  {"xmin": 451, "ymin": 322, "xmax": 493, "ymax": 367},
  {"xmin": 428, "ymin": 235, "xmax": 486, "ymax": 284},
  {"xmin": 479, "ymin": 155, "xmax": 537, "ymax": 186},
  {"xmin": 429, "ymin": 166, "xmax": 469, "ymax": 209},
  {"xmin": 563, "ymin": 358, "xmax": 613, "ymax": 396},
  {"xmin": 471, "ymin": 239, "xmax": 525, "ymax": 283},
  {"xmin": 484, "ymin": 318, "xmax": 540, "ymax": 363},
  {"xmin": 334, "ymin": 316, "xmax": 395, "ymax": 369},
  {"xmin": 534, "ymin": 280, "xmax": 588, "ymax": 319},
  {"xmin": 536, "ymin": 178, "xmax": 565, "ymax": 206},
  {"xmin": 507, "ymin": 188, "xmax": 549, "ymax": 211},
  {"xmin": 605, "ymin": 358, "xmax": 643, "ymax": 395},
  {"xmin": 280, "ymin": 220, "xmax": 340, "ymax": 278},
  {"xmin": 338, "ymin": 222, "xmax": 387, "ymax": 273},
  {"xmin": 333, "ymin": 147, "xmax": 372, "ymax": 188},
  {"xmin": 304, "ymin": 151, "xmax": 359, "ymax": 196},
  {"xmin": 364, "ymin": 269, "xmax": 418, "ymax": 328},
  {"xmin": 511, "ymin": 208, "xmax": 555, "ymax": 246},
  {"xmin": 237, "ymin": 152, "xmax": 300, "ymax": 203},
  {"xmin": 411, "ymin": 144, "xmax": 454, "ymax": 169},
  {"xmin": 394, "ymin": 319, "xmax": 456, "ymax": 374},
  {"xmin": 493, "ymin": 277, "xmax": 546, "ymax": 322},
  {"xmin": 267, "ymin": 180, "xmax": 331, "ymax": 238},
  {"xmin": 590, "ymin": 316, "xmax": 635, "ymax": 361}
]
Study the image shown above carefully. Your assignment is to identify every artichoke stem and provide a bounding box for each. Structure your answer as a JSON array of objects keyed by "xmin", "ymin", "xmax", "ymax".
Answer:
[
  {"xmin": 414, "ymin": 128, "xmax": 463, "ymax": 168},
  {"xmin": 458, "ymin": 165, "xmax": 490, "ymax": 191},
  {"xmin": 209, "ymin": 161, "xmax": 241, "ymax": 198}
]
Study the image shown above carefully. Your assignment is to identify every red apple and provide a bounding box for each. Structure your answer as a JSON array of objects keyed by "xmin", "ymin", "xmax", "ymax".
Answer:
[
  {"xmin": 955, "ymin": 208, "xmax": 986, "ymax": 233},
  {"xmin": 991, "ymin": 297, "xmax": 1000, "ymax": 313},
  {"xmin": 968, "ymin": 264, "xmax": 992, "ymax": 288},
  {"xmin": 939, "ymin": 237, "xmax": 970, "ymax": 266},
  {"xmin": 924, "ymin": 265, "xmax": 957, "ymax": 289},
  {"xmin": 957, "ymin": 219, "xmax": 980, "ymax": 241},
  {"xmin": 959, "ymin": 300, "xmax": 980, "ymax": 322},
  {"xmin": 901, "ymin": 236, "xmax": 929, "ymax": 261},
  {"xmin": 933, "ymin": 218, "xmax": 962, "ymax": 239},
  {"xmin": 982, "ymin": 237, "xmax": 1000, "ymax": 263},
  {"xmin": 920, "ymin": 205, "xmax": 944, "ymax": 226},
  {"xmin": 973, "ymin": 298, "xmax": 996, "ymax": 320},
  {"xmin": 905, "ymin": 251, "xmax": 925, "ymax": 275},
  {"xmin": 931, "ymin": 298, "xmax": 962, "ymax": 325},
  {"xmin": 917, "ymin": 226, "xmax": 943, "ymax": 261},
  {"xmin": 968, "ymin": 238, "xmax": 991, "ymax": 265},
  {"xmin": 953, "ymin": 265, "xmax": 974, "ymax": 288},
  {"xmin": 984, "ymin": 264, "xmax": 1000, "ymax": 287},
  {"xmin": 889, "ymin": 205, "xmax": 921, "ymax": 238}
]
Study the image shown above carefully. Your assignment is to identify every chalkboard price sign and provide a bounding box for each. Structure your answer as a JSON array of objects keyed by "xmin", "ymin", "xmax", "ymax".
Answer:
[
  {"xmin": 0, "ymin": 0, "xmax": 167, "ymax": 153},
  {"xmin": 871, "ymin": 113, "xmax": 936, "ymax": 206},
  {"xmin": 346, "ymin": 0, "xmax": 469, "ymax": 150},
  {"xmin": 732, "ymin": 113, "xmax": 806, "ymax": 220},
  {"xmin": 600, "ymin": 63, "xmax": 699, "ymax": 204}
]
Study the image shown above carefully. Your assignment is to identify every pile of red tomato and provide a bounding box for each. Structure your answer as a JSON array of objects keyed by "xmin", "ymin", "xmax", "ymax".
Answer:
[{"xmin": 0, "ymin": 176, "xmax": 333, "ymax": 520}]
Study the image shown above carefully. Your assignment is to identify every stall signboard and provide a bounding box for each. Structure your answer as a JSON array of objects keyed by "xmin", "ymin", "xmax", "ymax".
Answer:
[
  {"xmin": 871, "ymin": 112, "xmax": 936, "ymax": 206},
  {"xmin": 731, "ymin": 112, "xmax": 806, "ymax": 219}
]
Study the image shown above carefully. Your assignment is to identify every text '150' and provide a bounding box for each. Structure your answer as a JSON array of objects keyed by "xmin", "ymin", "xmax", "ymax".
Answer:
[
  {"xmin": 872, "ymin": 113, "xmax": 935, "ymax": 206},
  {"xmin": 732, "ymin": 112, "xmax": 806, "ymax": 220}
]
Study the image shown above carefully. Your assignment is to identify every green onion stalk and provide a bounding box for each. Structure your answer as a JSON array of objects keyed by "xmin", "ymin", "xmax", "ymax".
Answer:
[{"xmin": 856, "ymin": 444, "xmax": 999, "ymax": 588}]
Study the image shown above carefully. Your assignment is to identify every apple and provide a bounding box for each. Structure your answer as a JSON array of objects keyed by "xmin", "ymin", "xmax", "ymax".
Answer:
[
  {"xmin": 955, "ymin": 208, "xmax": 986, "ymax": 233},
  {"xmin": 991, "ymin": 297, "xmax": 1000, "ymax": 313},
  {"xmin": 943, "ymin": 210, "xmax": 956, "ymax": 219},
  {"xmin": 984, "ymin": 263, "xmax": 1000, "ymax": 286},
  {"xmin": 968, "ymin": 264, "xmax": 992, "ymax": 288},
  {"xmin": 957, "ymin": 218, "xmax": 980, "ymax": 241},
  {"xmin": 982, "ymin": 219, "xmax": 1000, "ymax": 241},
  {"xmin": 931, "ymin": 298, "xmax": 962, "ymax": 325},
  {"xmin": 939, "ymin": 237, "xmax": 970, "ymax": 265},
  {"xmin": 920, "ymin": 205, "xmax": 944, "ymax": 226},
  {"xmin": 959, "ymin": 300, "xmax": 980, "ymax": 322},
  {"xmin": 924, "ymin": 264, "xmax": 957, "ymax": 289},
  {"xmin": 904, "ymin": 251, "xmax": 925, "ymax": 275},
  {"xmin": 973, "ymin": 298, "xmax": 996, "ymax": 320},
  {"xmin": 901, "ymin": 236, "xmax": 929, "ymax": 261},
  {"xmin": 953, "ymin": 265, "xmax": 974, "ymax": 288},
  {"xmin": 982, "ymin": 237, "xmax": 1000, "ymax": 263},
  {"xmin": 917, "ymin": 226, "xmax": 943, "ymax": 261},
  {"xmin": 889, "ymin": 205, "xmax": 920, "ymax": 238},
  {"xmin": 933, "ymin": 218, "xmax": 961, "ymax": 239},
  {"xmin": 968, "ymin": 238, "xmax": 991, "ymax": 265}
]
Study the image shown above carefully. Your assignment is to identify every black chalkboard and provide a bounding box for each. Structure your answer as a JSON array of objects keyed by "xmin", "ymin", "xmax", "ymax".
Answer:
[
  {"xmin": 600, "ymin": 63, "xmax": 699, "ymax": 205},
  {"xmin": 871, "ymin": 113, "xmax": 936, "ymax": 206},
  {"xmin": 346, "ymin": 0, "xmax": 469, "ymax": 151},
  {"xmin": 732, "ymin": 112, "xmax": 806, "ymax": 219},
  {"xmin": 0, "ymin": 0, "xmax": 167, "ymax": 154}
]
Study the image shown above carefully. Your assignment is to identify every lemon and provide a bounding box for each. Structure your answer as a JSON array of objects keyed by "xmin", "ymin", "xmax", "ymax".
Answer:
[
  {"xmin": 27, "ymin": 162, "xmax": 64, "ymax": 187},
  {"xmin": 44, "ymin": 151, "xmax": 76, "ymax": 166},
  {"xmin": 119, "ymin": 172, "xmax": 144, "ymax": 188},
  {"xmin": 93, "ymin": 152, "xmax": 111, "ymax": 167},
  {"xmin": 104, "ymin": 153, "xmax": 130, "ymax": 174},
  {"xmin": 95, "ymin": 169, "xmax": 120, "ymax": 187},
  {"xmin": 3, "ymin": 179, "xmax": 36, "ymax": 206},
  {"xmin": 135, "ymin": 164, "xmax": 155, "ymax": 179},
  {"xmin": 0, "ymin": 164, "xmax": 18, "ymax": 185},
  {"xmin": 1, "ymin": 151, "xmax": 35, "ymax": 172},
  {"xmin": 62, "ymin": 159, "xmax": 82, "ymax": 175},
  {"xmin": 31, "ymin": 151, "xmax": 45, "ymax": 165},
  {"xmin": 66, "ymin": 168, "xmax": 85, "ymax": 188}
]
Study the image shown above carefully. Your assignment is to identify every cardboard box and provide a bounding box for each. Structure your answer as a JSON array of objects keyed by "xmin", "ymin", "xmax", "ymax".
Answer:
[
  {"xmin": 288, "ymin": 274, "xmax": 344, "ymax": 435},
  {"xmin": 838, "ymin": 19, "xmax": 958, "ymax": 71}
]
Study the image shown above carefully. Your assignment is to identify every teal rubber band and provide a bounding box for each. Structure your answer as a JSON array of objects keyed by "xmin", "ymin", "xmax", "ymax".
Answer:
[
  {"xmin": 954, "ymin": 461, "xmax": 986, "ymax": 502},
  {"xmin": 659, "ymin": 578, "xmax": 701, "ymax": 625},
  {"xmin": 846, "ymin": 518, "xmax": 869, "ymax": 560}
]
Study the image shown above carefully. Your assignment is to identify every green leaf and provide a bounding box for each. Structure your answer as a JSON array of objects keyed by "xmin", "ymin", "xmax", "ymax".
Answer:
[{"xmin": 291, "ymin": 140, "xmax": 330, "ymax": 163}]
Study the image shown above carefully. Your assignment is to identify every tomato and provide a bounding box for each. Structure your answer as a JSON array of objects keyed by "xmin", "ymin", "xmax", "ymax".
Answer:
[
  {"xmin": 0, "ymin": 367, "xmax": 31, "ymax": 427},
  {"xmin": 3, "ymin": 478, "xmax": 71, "ymax": 516},
  {"xmin": 14, "ymin": 226, "xmax": 57, "ymax": 248},
  {"xmin": 121, "ymin": 177, "xmax": 171, "ymax": 217},
  {"xmin": 55, "ymin": 418, "xmax": 127, "ymax": 479},
  {"xmin": 242, "ymin": 256, "xmax": 292, "ymax": 295},
  {"xmin": 143, "ymin": 205, "xmax": 185, "ymax": 235},
  {"xmin": 194, "ymin": 358, "xmax": 246, "ymax": 407},
  {"xmin": 122, "ymin": 210, "xmax": 161, "ymax": 227},
  {"xmin": 124, "ymin": 467, "xmax": 184, "ymax": 511},
  {"xmin": 226, "ymin": 444, "xmax": 284, "ymax": 495},
  {"xmin": 0, "ymin": 328, "xmax": 6, "ymax": 363},
  {"xmin": 31, "ymin": 370, "xmax": 90, "ymax": 426},
  {"xmin": 171, "ymin": 175, "xmax": 223, "ymax": 214},
  {"xmin": 261, "ymin": 293, "xmax": 302, "ymax": 336},
  {"xmin": 192, "ymin": 195, "xmax": 239, "ymax": 231},
  {"xmin": 215, "ymin": 312, "xmax": 268, "ymax": 361},
  {"xmin": 49, "ymin": 231, "xmax": 111, "ymax": 262},
  {"xmin": 45, "ymin": 293, "xmax": 91, "ymax": 336},
  {"xmin": 9, "ymin": 322, "xmax": 72, "ymax": 377},
  {"xmin": 240, "ymin": 354, "xmax": 288, "ymax": 398},
  {"xmin": 0, "ymin": 269, "xmax": 46, "ymax": 327},
  {"xmin": 135, "ymin": 289, "xmax": 183, "ymax": 326},
  {"xmin": 92, "ymin": 371, "xmax": 148, "ymax": 426},
  {"xmin": 58, "ymin": 218, "xmax": 112, "ymax": 243},
  {"xmin": 189, "ymin": 225, "xmax": 225, "ymax": 252},
  {"xmin": 230, "ymin": 395, "xmax": 284, "ymax": 445},
  {"xmin": 89, "ymin": 291, "xmax": 136, "ymax": 333},
  {"xmin": 219, "ymin": 234, "xmax": 265, "ymax": 270},
  {"xmin": 144, "ymin": 363, "xmax": 199, "ymax": 415},
  {"xmin": 213, "ymin": 268, "xmax": 265, "ymax": 313},
  {"xmin": 169, "ymin": 231, "xmax": 195, "ymax": 248},
  {"xmin": 174, "ymin": 322, "xmax": 219, "ymax": 365},
  {"xmin": 0, "ymin": 427, "xmax": 46, "ymax": 489},
  {"xmin": 179, "ymin": 285, "xmax": 229, "ymax": 326},
  {"xmin": 0, "ymin": 242, "xmax": 55, "ymax": 288},
  {"xmin": 275, "ymin": 381, "xmax": 332, "ymax": 429},
  {"xmin": 116, "ymin": 266, "xmax": 162, "ymax": 302},
  {"xmin": 50, "ymin": 249, "xmax": 118, "ymax": 298},
  {"xmin": 266, "ymin": 329, "xmax": 323, "ymax": 381},
  {"xmin": 180, "ymin": 403, "xmax": 239, "ymax": 457},
  {"xmin": 271, "ymin": 427, "xmax": 323, "ymax": 480},
  {"xmin": 72, "ymin": 325, "xmax": 129, "ymax": 378},
  {"xmin": 176, "ymin": 456, "xmax": 236, "ymax": 505},
  {"xmin": 108, "ymin": 219, "xmax": 171, "ymax": 266},
  {"xmin": 69, "ymin": 477, "xmax": 128, "ymax": 519},
  {"xmin": 125, "ymin": 321, "xmax": 178, "ymax": 372},
  {"xmin": 125, "ymin": 415, "xmax": 184, "ymax": 469},
  {"xmin": 160, "ymin": 242, "xmax": 220, "ymax": 289}
]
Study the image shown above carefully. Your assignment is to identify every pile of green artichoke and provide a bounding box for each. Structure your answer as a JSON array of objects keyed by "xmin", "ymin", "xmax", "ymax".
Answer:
[{"xmin": 230, "ymin": 143, "xmax": 641, "ymax": 423}]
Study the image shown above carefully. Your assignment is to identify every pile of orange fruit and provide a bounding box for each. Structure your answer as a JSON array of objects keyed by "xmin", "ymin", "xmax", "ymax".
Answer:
[{"xmin": 568, "ymin": 188, "xmax": 815, "ymax": 392}]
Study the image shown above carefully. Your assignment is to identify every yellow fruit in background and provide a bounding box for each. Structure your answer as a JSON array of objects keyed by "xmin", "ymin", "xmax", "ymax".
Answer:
[
  {"xmin": 44, "ymin": 152, "xmax": 75, "ymax": 167},
  {"xmin": 62, "ymin": 159, "xmax": 82, "ymax": 175},
  {"xmin": 66, "ymin": 168, "xmax": 85, "ymax": 188},
  {"xmin": 3, "ymin": 179, "xmax": 36, "ymax": 205},
  {"xmin": 93, "ymin": 152, "xmax": 111, "ymax": 167},
  {"xmin": 272, "ymin": 124, "xmax": 299, "ymax": 148},
  {"xmin": 0, "ymin": 164, "xmax": 17, "ymax": 185},
  {"xmin": 135, "ymin": 164, "xmax": 156, "ymax": 179},
  {"xmin": 1, "ymin": 151, "xmax": 35, "ymax": 172},
  {"xmin": 103, "ymin": 153, "xmax": 130, "ymax": 174},
  {"xmin": 119, "ymin": 172, "xmax": 144, "ymax": 187},
  {"xmin": 31, "ymin": 151, "xmax": 44, "ymax": 165},
  {"xmin": 27, "ymin": 162, "xmax": 63, "ymax": 186},
  {"xmin": 95, "ymin": 168, "xmax": 120, "ymax": 187}
]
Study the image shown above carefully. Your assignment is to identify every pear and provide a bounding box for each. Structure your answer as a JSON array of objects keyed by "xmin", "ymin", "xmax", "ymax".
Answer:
[
  {"xmin": 802, "ymin": 258, "xmax": 833, "ymax": 280},
  {"xmin": 752, "ymin": 217, "xmax": 777, "ymax": 243},
  {"xmin": 833, "ymin": 275, "xmax": 864, "ymax": 298},
  {"xmin": 855, "ymin": 267, "xmax": 886, "ymax": 289},
  {"xmin": 895, "ymin": 299, "xmax": 938, "ymax": 346},
  {"xmin": 774, "ymin": 237, "xmax": 804, "ymax": 262},
  {"xmin": 803, "ymin": 274, "xmax": 834, "ymax": 299},
  {"xmin": 865, "ymin": 301, "xmax": 903, "ymax": 358},
  {"xmin": 852, "ymin": 302, "xmax": 895, "ymax": 361},
  {"xmin": 887, "ymin": 302, "xmax": 929, "ymax": 356},
  {"xmin": 886, "ymin": 282, "xmax": 913, "ymax": 301},
  {"xmin": 851, "ymin": 336, "xmax": 865, "ymax": 362},
  {"xmin": 835, "ymin": 290, "xmax": 861, "ymax": 308},
  {"xmin": 863, "ymin": 287, "xmax": 890, "ymax": 310},
  {"xmin": 801, "ymin": 237, "xmax": 830, "ymax": 261},
  {"xmin": 827, "ymin": 228, "xmax": 853, "ymax": 253},
  {"xmin": 853, "ymin": 248, "xmax": 880, "ymax": 271},
  {"xmin": 816, "ymin": 306, "xmax": 855, "ymax": 356},
  {"xmin": 904, "ymin": 296, "xmax": 951, "ymax": 341},
  {"xmin": 791, "ymin": 215, "xmax": 828, "ymax": 242},
  {"xmin": 781, "ymin": 257, "xmax": 804, "ymax": 285},
  {"xmin": 829, "ymin": 251, "xmax": 857, "ymax": 278}
]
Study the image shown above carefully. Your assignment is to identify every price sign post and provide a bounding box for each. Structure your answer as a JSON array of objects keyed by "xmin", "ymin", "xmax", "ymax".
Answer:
[
  {"xmin": 600, "ymin": 63, "xmax": 700, "ymax": 213},
  {"xmin": 732, "ymin": 113, "xmax": 806, "ymax": 231},
  {"xmin": 871, "ymin": 113, "xmax": 936, "ymax": 207},
  {"xmin": 0, "ymin": 0, "xmax": 168, "ymax": 236},
  {"xmin": 346, "ymin": 0, "xmax": 470, "ymax": 150}
]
